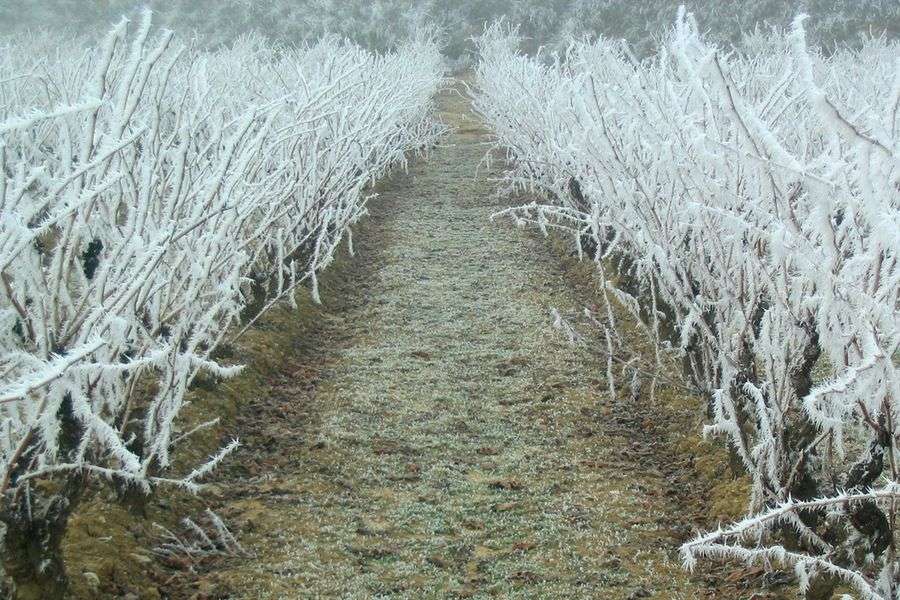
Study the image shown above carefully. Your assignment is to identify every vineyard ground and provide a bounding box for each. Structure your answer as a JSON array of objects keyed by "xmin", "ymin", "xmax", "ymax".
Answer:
[{"xmin": 60, "ymin": 80, "xmax": 781, "ymax": 599}]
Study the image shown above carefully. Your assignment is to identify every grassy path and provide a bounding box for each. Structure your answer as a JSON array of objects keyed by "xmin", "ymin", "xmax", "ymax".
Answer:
[{"xmin": 208, "ymin": 81, "xmax": 725, "ymax": 599}]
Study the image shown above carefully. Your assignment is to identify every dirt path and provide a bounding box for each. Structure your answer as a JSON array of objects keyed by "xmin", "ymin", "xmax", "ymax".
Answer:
[{"xmin": 205, "ymin": 81, "xmax": 726, "ymax": 600}]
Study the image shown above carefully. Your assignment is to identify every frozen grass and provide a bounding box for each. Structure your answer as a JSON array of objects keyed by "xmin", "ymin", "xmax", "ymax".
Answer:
[{"xmin": 199, "ymin": 82, "xmax": 725, "ymax": 599}]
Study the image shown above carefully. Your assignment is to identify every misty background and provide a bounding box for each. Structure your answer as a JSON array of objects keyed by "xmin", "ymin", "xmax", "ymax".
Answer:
[{"xmin": 2, "ymin": 0, "xmax": 899, "ymax": 58}]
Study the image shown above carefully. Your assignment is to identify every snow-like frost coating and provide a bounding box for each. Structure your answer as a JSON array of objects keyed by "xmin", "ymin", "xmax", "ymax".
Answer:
[{"xmin": 474, "ymin": 13, "xmax": 899, "ymax": 598}]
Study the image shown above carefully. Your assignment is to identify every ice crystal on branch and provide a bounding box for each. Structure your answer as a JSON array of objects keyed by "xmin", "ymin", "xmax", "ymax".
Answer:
[
  {"xmin": 0, "ymin": 10, "xmax": 444, "ymax": 594},
  {"xmin": 475, "ymin": 10, "xmax": 899, "ymax": 597}
]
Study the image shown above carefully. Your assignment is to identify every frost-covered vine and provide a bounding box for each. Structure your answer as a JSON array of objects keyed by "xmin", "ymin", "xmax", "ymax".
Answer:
[
  {"xmin": 0, "ymin": 11, "xmax": 443, "ymax": 596},
  {"xmin": 475, "ymin": 12, "xmax": 899, "ymax": 598}
]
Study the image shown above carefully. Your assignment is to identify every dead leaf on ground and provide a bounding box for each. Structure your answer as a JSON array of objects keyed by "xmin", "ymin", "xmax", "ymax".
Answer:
[
  {"xmin": 507, "ymin": 570, "xmax": 543, "ymax": 584},
  {"xmin": 511, "ymin": 541, "xmax": 536, "ymax": 553},
  {"xmin": 488, "ymin": 478, "xmax": 523, "ymax": 491}
]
